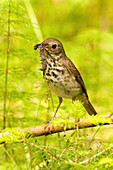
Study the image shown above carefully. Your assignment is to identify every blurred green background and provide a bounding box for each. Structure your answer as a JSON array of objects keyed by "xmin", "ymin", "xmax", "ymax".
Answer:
[
  {"xmin": 0, "ymin": 0, "xmax": 113, "ymax": 169},
  {"xmin": 0, "ymin": 0, "xmax": 113, "ymax": 128}
]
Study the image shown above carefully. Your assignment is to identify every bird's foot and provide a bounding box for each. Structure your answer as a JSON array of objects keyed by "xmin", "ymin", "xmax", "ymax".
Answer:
[{"xmin": 44, "ymin": 121, "xmax": 52, "ymax": 134}]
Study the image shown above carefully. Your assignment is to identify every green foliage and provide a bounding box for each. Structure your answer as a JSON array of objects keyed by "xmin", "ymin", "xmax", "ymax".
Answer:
[
  {"xmin": 0, "ymin": 128, "xmax": 26, "ymax": 143},
  {"xmin": 0, "ymin": 0, "xmax": 113, "ymax": 169},
  {"xmin": 98, "ymin": 158, "xmax": 113, "ymax": 167},
  {"xmin": 52, "ymin": 100, "xmax": 85, "ymax": 130},
  {"xmin": 0, "ymin": 0, "xmax": 47, "ymax": 129},
  {"xmin": 82, "ymin": 114, "xmax": 112, "ymax": 125}
]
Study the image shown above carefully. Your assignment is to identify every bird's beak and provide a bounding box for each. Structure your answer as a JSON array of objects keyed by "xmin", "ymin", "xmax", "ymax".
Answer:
[
  {"xmin": 34, "ymin": 43, "xmax": 42, "ymax": 50},
  {"xmin": 44, "ymin": 46, "xmax": 49, "ymax": 50}
]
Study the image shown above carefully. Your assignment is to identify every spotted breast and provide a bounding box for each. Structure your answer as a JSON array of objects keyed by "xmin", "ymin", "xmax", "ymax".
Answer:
[{"xmin": 44, "ymin": 57, "xmax": 82, "ymax": 99}]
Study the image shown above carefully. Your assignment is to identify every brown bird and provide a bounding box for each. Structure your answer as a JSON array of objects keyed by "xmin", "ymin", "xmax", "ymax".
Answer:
[{"xmin": 34, "ymin": 38, "xmax": 97, "ymax": 121}]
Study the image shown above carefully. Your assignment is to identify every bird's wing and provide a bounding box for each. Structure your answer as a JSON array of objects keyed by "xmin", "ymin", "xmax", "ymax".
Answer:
[{"xmin": 63, "ymin": 57, "xmax": 88, "ymax": 98}]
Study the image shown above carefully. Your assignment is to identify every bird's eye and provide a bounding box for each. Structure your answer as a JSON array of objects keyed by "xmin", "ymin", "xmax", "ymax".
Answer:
[{"xmin": 52, "ymin": 44, "xmax": 57, "ymax": 49}]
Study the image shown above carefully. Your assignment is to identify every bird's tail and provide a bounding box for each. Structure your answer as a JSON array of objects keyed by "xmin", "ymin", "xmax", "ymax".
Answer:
[
  {"xmin": 77, "ymin": 94, "xmax": 97, "ymax": 115},
  {"xmin": 83, "ymin": 98, "xmax": 97, "ymax": 115}
]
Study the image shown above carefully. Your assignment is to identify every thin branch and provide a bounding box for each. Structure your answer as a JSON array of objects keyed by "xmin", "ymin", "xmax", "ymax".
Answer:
[
  {"xmin": 79, "ymin": 145, "xmax": 113, "ymax": 164},
  {"xmin": 24, "ymin": 141, "xmax": 63, "ymax": 162},
  {"xmin": 75, "ymin": 123, "xmax": 79, "ymax": 163},
  {"xmin": 0, "ymin": 114, "xmax": 113, "ymax": 144},
  {"xmin": 24, "ymin": 141, "xmax": 84, "ymax": 167}
]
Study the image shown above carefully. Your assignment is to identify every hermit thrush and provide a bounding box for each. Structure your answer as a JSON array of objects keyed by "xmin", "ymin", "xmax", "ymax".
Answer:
[{"xmin": 34, "ymin": 38, "xmax": 97, "ymax": 121}]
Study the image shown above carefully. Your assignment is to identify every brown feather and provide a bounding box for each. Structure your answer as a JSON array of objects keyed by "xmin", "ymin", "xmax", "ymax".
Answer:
[{"xmin": 62, "ymin": 56, "xmax": 88, "ymax": 98}]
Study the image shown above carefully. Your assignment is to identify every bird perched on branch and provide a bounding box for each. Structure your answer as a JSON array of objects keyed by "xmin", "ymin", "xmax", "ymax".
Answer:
[{"xmin": 34, "ymin": 38, "xmax": 97, "ymax": 121}]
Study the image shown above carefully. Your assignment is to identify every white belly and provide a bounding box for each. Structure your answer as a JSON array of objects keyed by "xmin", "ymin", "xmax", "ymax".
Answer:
[{"xmin": 47, "ymin": 80, "xmax": 81, "ymax": 99}]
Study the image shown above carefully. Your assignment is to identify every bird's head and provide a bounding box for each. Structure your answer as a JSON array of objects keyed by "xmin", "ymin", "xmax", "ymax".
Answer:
[{"xmin": 34, "ymin": 38, "xmax": 65, "ymax": 59}]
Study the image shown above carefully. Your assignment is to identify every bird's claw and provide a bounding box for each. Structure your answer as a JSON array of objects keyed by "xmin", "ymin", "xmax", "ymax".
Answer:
[{"xmin": 44, "ymin": 122, "xmax": 52, "ymax": 134}]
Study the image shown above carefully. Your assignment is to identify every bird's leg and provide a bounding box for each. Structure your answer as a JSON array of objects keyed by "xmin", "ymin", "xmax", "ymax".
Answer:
[
  {"xmin": 44, "ymin": 97, "xmax": 63, "ymax": 130},
  {"xmin": 51, "ymin": 96, "xmax": 63, "ymax": 121}
]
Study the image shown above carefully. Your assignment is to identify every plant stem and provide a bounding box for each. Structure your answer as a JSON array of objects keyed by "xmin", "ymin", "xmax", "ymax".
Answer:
[
  {"xmin": 75, "ymin": 123, "xmax": 79, "ymax": 163},
  {"xmin": 3, "ymin": 0, "xmax": 11, "ymax": 129},
  {"xmin": 23, "ymin": 0, "xmax": 43, "ymax": 41}
]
